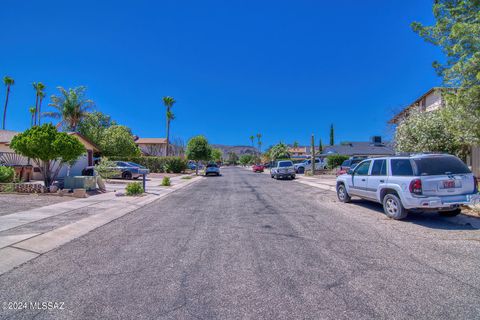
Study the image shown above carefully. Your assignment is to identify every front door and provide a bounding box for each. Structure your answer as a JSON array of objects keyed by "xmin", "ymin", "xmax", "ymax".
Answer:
[
  {"xmin": 87, "ymin": 150, "xmax": 93, "ymax": 166},
  {"xmin": 350, "ymin": 160, "xmax": 371, "ymax": 197}
]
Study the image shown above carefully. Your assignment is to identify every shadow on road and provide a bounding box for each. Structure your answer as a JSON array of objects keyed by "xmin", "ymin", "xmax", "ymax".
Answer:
[{"xmin": 350, "ymin": 199, "xmax": 479, "ymax": 231}]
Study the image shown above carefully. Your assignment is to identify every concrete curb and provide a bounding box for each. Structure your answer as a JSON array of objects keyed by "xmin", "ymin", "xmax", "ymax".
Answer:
[{"xmin": 0, "ymin": 176, "xmax": 204, "ymax": 276}]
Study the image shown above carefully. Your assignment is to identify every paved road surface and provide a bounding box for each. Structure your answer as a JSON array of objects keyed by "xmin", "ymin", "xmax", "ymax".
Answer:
[{"xmin": 1, "ymin": 167, "xmax": 480, "ymax": 319}]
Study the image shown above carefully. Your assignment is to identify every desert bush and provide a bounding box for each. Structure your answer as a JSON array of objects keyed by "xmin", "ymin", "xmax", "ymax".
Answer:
[
  {"xmin": 163, "ymin": 157, "xmax": 188, "ymax": 173},
  {"xmin": 161, "ymin": 177, "xmax": 171, "ymax": 186},
  {"xmin": 0, "ymin": 166, "xmax": 15, "ymax": 183},
  {"xmin": 326, "ymin": 155, "xmax": 349, "ymax": 169},
  {"xmin": 125, "ymin": 182, "xmax": 144, "ymax": 196}
]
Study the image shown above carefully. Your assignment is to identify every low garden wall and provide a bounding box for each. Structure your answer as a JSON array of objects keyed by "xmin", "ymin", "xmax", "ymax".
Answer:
[{"xmin": 0, "ymin": 183, "xmax": 47, "ymax": 193}]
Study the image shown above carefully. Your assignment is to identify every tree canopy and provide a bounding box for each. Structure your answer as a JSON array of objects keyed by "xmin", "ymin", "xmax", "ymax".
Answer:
[
  {"xmin": 100, "ymin": 125, "xmax": 140, "ymax": 158},
  {"xmin": 10, "ymin": 124, "xmax": 85, "ymax": 187},
  {"xmin": 210, "ymin": 148, "xmax": 223, "ymax": 162},
  {"xmin": 77, "ymin": 111, "xmax": 116, "ymax": 147},
  {"xmin": 268, "ymin": 142, "xmax": 291, "ymax": 160},
  {"xmin": 186, "ymin": 135, "xmax": 212, "ymax": 174}
]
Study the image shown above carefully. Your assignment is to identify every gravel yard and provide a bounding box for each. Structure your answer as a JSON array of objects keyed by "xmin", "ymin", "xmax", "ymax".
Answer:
[{"xmin": 0, "ymin": 194, "xmax": 73, "ymax": 216}]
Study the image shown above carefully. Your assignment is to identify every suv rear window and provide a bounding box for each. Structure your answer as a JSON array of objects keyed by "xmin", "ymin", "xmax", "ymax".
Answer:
[
  {"xmin": 391, "ymin": 159, "xmax": 414, "ymax": 176},
  {"xmin": 279, "ymin": 161, "xmax": 293, "ymax": 167},
  {"xmin": 413, "ymin": 156, "xmax": 470, "ymax": 176}
]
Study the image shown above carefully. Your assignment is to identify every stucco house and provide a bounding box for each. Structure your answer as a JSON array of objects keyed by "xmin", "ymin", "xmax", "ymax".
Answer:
[
  {"xmin": 135, "ymin": 138, "xmax": 168, "ymax": 156},
  {"xmin": 0, "ymin": 130, "xmax": 100, "ymax": 180},
  {"xmin": 289, "ymin": 137, "xmax": 394, "ymax": 159},
  {"xmin": 389, "ymin": 87, "xmax": 480, "ymax": 176}
]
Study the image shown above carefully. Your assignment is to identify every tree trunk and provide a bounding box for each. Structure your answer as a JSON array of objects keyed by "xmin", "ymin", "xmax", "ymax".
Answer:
[
  {"xmin": 166, "ymin": 112, "xmax": 170, "ymax": 157},
  {"xmin": 195, "ymin": 160, "xmax": 199, "ymax": 175},
  {"xmin": 38, "ymin": 97, "xmax": 43, "ymax": 125},
  {"xmin": 2, "ymin": 86, "xmax": 10, "ymax": 130},
  {"xmin": 34, "ymin": 94, "xmax": 39, "ymax": 126}
]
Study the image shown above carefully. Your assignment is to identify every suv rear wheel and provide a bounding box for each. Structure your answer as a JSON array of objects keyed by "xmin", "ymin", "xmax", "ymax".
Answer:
[
  {"xmin": 337, "ymin": 184, "xmax": 351, "ymax": 203},
  {"xmin": 383, "ymin": 193, "xmax": 408, "ymax": 220}
]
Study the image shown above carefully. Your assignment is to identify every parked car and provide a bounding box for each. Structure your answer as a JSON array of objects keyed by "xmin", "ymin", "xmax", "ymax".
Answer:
[
  {"xmin": 113, "ymin": 161, "xmax": 150, "ymax": 179},
  {"xmin": 205, "ymin": 163, "xmax": 220, "ymax": 176},
  {"xmin": 252, "ymin": 164, "xmax": 264, "ymax": 173},
  {"xmin": 188, "ymin": 162, "xmax": 197, "ymax": 170},
  {"xmin": 336, "ymin": 154, "xmax": 480, "ymax": 220},
  {"xmin": 270, "ymin": 160, "xmax": 296, "ymax": 180},
  {"xmin": 336, "ymin": 157, "xmax": 365, "ymax": 176},
  {"xmin": 294, "ymin": 158, "xmax": 326, "ymax": 174}
]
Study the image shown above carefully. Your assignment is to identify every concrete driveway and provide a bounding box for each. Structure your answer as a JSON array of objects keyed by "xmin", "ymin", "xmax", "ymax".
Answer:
[{"xmin": 1, "ymin": 167, "xmax": 479, "ymax": 319}]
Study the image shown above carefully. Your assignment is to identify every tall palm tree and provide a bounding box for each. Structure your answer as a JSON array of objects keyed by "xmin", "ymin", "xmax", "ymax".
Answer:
[
  {"xmin": 32, "ymin": 82, "xmax": 45, "ymax": 125},
  {"xmin": 37, "ymin": 84, "xmax": 46, "ymax": 125},
  {"xmin": 249, "ymin": 135, "xmax": 255, "ymax": 156},
  {"xmin": 44, "ymin": 86, "xmax": 94, "ymax": 131},
  {"xmin": 256, "ymin": 133, "xmax": 262, "ymax": 153},
  {"xmin": 2, "ymin": 76, "xmax": 14, "ymax": 130},
  {"xmin": 29, "ymin": 106, "xmax": 36, "ymax": 127},
  {"xmin": 162, "ymin": 96, "xmax": 176, "ymax": 156}
]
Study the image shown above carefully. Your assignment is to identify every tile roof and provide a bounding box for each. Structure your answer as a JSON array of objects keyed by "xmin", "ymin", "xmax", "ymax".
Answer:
[
  {"xmin": 0, "ymin": 130, "xmax": 19, "ymax": 143},
  {"xmin": 135, "ymin": 138, "xmax": 167, "ymax": 144},
  {"xmin": 319, "ymin": 142, "xmax": 394, "ymax": 156}
]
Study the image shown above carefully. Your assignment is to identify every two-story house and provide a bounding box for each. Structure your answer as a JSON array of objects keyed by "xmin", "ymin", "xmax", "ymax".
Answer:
[{"xmin": 389, "ymin": 87, "xmax": 480, "ymax": 176}]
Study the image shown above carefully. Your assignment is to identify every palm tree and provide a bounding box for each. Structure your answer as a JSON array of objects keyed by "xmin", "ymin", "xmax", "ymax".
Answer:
[
  {"xmin": 37, "ymin": 84, "xmax": 46, "ymax": 125},
  {"xmin": 29, "ymin": 106, "xmax": 36, "ymax": 127},
  {"xmin": 44, "ymin": 86, "xmax": 94, "ymax": 131},
  {"xmin": 256, "ymin": 133, "xmax": 262, "ymax": 153},
  {"xmin": 2, "ymin": 76, "xmax": 14, "ymax": 129},
  {"xmin": 32, "ymin": 82, "xmax": 45, "ymax": 125},
  {"xmin": 162, "ymin": 96, "xmax": 176, "ymax": 156},
  {"xmin": 293, "ymin": 141, "xmax": 299, "ymax": 148}
]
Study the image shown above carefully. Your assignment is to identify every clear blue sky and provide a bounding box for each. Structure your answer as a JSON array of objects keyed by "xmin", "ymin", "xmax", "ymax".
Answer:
[{"xmin": 1, "ymin": 0, "xmax": 442, "ymax": 148}]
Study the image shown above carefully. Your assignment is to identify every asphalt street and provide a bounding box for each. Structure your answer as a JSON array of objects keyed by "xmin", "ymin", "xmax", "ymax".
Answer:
[{"xmin": 1, "ymin": 167, "xmax": 480, "ymax": 319}]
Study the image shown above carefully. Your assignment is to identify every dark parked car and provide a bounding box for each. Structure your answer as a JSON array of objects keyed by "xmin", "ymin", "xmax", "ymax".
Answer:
[
  {"xmin": 112, "ymin": 161, "xmax": 150, "ymax": 179},
  {"xmin": 336, "ymin": 158, "xmax": 364, "ymax": 176}
]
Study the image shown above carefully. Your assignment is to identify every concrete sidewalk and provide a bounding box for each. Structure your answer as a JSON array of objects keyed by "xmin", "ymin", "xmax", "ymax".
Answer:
[
  {"xmin": 295, "ymin": 175, "xmax": 337, "ymax": 191},
  {"xmin": 0, "ymin": 175, "xmax": 203, "ymax": 275}
]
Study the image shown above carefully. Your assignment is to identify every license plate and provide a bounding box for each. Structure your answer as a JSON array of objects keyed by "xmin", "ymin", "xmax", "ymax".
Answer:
[{"xmin": 443, "ymin": 180, "xmax": 455, "ymax": 189}]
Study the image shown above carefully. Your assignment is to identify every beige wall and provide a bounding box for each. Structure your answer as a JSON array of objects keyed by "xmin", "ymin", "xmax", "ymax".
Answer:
[
  {"xmin": 138, "ymin": 143, "xmax": 167, "ymax": 156},
  {"xmin": 468, "ymin": 146, "xmax": 480, "ymax": 177},
  {"xmin": 0, "ymin": 144, "xmax": 13, "ymax": 152},
  {"xmin": 425, "ymin": 90, "xmax": 443, "ymax": 112}
]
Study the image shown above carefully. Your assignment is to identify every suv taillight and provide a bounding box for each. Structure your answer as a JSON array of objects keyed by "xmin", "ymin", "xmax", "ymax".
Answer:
[
  {"xmin": 474, "ymin": 176, "xmax": 478, "ymax": 193},
  {"xmin": 409, "ymin": 179, "xmax": 422, "ymax": 195}
]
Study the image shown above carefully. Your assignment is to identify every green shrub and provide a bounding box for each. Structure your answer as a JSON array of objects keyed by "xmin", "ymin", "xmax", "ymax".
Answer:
[
  {"xmin": 125, "ymin": 182, "xmax": 143, "ymax": 196},
  {"xmin": 0, "ymin": 166, "xmax": 15, "ymax": 183},
  {"xmin": 161, "ymin": 177, "xmax": 171, "ymax": 186},
  {"xmin": 163, "ymin": 157, "xmax": 188, "ymax": 173},
  {"xmin": 326, "ymin": 155, "xmax": 349, "ymax": 169},
  {"xmin": 0, "ymin": 183, "xmax": 15, "ymax": 192}
]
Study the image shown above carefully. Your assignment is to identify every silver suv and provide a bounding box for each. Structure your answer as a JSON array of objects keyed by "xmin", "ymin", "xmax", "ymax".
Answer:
[
  {"xmin": 336, "ymin": 154, "xmax": 479, "ymax": 219},
  {"xmin": 271, "ymin": 160, "xmax": 296, "ymax": 180}
]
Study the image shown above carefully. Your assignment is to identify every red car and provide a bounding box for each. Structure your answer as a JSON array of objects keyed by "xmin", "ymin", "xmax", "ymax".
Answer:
[{"xmin": 252, "ymin": 164, "xmax": 264, "ymax": 173}]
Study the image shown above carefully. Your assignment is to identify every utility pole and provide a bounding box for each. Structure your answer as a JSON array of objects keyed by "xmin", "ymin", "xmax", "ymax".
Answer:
[{"xmin": 311, "ymin": 133, "xmax": 315, "ymax": 175}]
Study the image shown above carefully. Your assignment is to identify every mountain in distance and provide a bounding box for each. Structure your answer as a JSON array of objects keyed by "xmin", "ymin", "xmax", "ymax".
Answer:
[{"xmin": 211, "ymin": 144, "xmax": 257, "ymax": 157}]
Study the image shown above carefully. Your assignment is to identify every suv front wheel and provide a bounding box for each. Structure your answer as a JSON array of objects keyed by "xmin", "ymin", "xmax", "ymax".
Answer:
[
  {"xmin": 382, "ymin": 193, "xmax": 408, "ymax": 220},
  {"xmin": 337, "ymin": 184, "xmax": 351, "ymax": 203}
]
